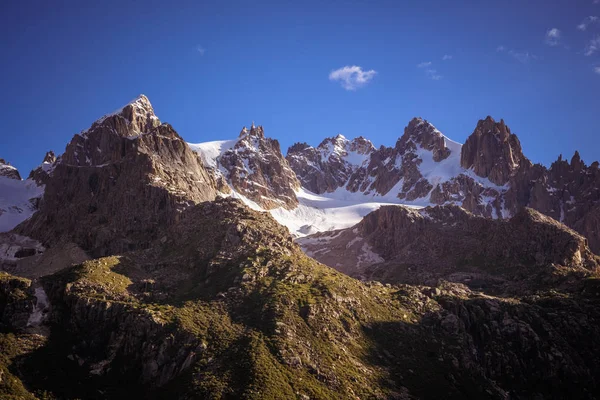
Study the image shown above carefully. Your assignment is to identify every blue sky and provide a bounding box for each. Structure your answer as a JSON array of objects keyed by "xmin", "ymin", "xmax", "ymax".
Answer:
[{"xmin": 1, "ymin": 0, "xmax": 599, "ymax": 174}]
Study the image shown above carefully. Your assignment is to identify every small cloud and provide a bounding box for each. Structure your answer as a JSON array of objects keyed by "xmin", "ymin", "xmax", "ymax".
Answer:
[
  {"xmin": 498, "ymin": 45, "xmax": 536, "ymax": 63},
  {"xmin": 329, "ymin": 65, "xmax": 377, "ymax": 90},
  {"xmin": 196, "ymin": 45, "xmax": 206, "ymax": 56},
  {"xmin": 545, "ymin": 28, "xmax": 561, "ymax": 46},
  {"xmin": 585, "ymin": 35, "xmax": 600, "ymax": 55},
  {"xmin": 416, "ymin": 62, "xmax": 442, "ymax": 80},
  {"xmin": 442, "ymin": 54, "xmax": 453, "ymax": 61},
  {"xmin": 595, "ymin": 0, "xmax": 600, "ymax": 4},
  {"xmin": 594, "ymin": 66, "xmax": 600, "ymax": 74},
  {"xmin": 426, "ymin": 69, "xmax": 442, "ymax": 80},
  {"xmin": 577, "ymin": 16, "xmax": 599, "ymax": 31},
  {"xmin": 508, "ymin": 49, "xmax": 537, "ymax": 63}
]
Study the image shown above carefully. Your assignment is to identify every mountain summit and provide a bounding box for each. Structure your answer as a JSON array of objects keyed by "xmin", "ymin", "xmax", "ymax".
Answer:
[{"xmin": 17, "ymin": 95, "xmax": 219, "ymax": 256}]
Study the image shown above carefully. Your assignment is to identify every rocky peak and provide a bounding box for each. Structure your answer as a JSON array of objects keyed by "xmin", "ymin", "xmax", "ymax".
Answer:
[
  {"xmin": 460, "ymin": 116, "xmax": 528, "ymax": 186},
  {"xmin": 571, "ymin": 151, "xmax": 585, "ymax": 171},
  {"xmin": 86, "ymin": 94, "xmax": 160, "ymax": 138},
  {"xmin": 396, "ymin": 117, "xmax": 451, "ymax": 162},
  {"xmin": 287, "ymin": 142, "xmax": 311, "ymax": 154},
  {"xmin": 18, "ymin": 96, "xmax": 218, "ymax": 256},
  {"xmin": 42, "ymin": 150, "xmax": 56, "ymax": 165},
  {"xmin": 286, "ymin": 134, "xmax": 376, "ymax": 194},
  {"xmin": 0, "ymin": 159, "xmax": 21, "ymax": 180},
  {"xmin": 239, "ymin": 122, "xmax": 265, "ymax": 139},
  {"xmin": 348, "ymin": 136, "xmax": 376, "ymax": 154},
  {"xmin": 218, "ymin": 125, "xmax": 300, "ymax": 210},
  {"xmin": 27, "ymin": 151, "xmax": 58, "ymax": 185},
  {"xmin": 60, "ymin": 95, "xmax": 165, "ymax": 168}
]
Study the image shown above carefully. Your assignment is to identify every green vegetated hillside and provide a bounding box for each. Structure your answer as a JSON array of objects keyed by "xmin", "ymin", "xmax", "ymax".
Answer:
[{"xmin": 1, "ymin": 198, "xmax": 600, "ymax": 399}]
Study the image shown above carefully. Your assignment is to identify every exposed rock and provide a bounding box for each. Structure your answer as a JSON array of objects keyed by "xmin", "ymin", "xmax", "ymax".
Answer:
[
  {"xmin": 27, "ymin": 151, "xmax": 57, "ymax": 185},
  {"xmin": 218, "ymin": 124, "xmax": 301, "ymax": 209},
  {"xmin": 16, "ymin": 95, "xmax": 219, "ymax": 257},
  {"xmin": 302, "ymin": 204, "xmax": 599, "ymax": 294},
  {"xmin": 396, "ymin": 117, "xmax": 451, "ymax": 163},
  {"xmin": 286, "ymin": 134, "xmax": 374, "ymax": 194},
  {"xmin": 460, "ymin": 116, "xmax": 529, "ymax": 186},
  {"xmin": 0, "ymin": 272, "xmax": 34, "ymax": 330},
  {"xmin": 0, "ymin": 159, "xmax": 21, "ymax": 180}
]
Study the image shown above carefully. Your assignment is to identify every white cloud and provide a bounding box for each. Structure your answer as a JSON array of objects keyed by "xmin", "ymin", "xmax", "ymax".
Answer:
[
  {"xmin": 196, "ymin": 45, "xmax": 206, "ymax": 56},
  {"xmin": 585, "ymin": 35, "xmax": 600, "ymax": 55},
  {"xmin": 498, "ymin": 45, "xmax": 536, "ymax": 63},
  {"xmin": 545, "ymin": 28, "xmax": 561, "ymax": 46},
  {"xmin": 442, "ymin": 54, "xmax": 453, "ymax": 60},
  {"xmin": 577, "ymin": 16, "xmax": 599, "ymax": 30},
  {"xmin": 595, "ymin": 0, "xmax": 600, "ymax": 4},
  {"xmin": 508, "ymin": 49, "xmax": 537, "ymax": 63},
  {"xmin": 594, "ymin": 66, "xmax": 600, "ymax": 74},
  {"xmin": 426, "ymin": 69, "xmax": 442, "ymax": 80},
  {"xmin": 329, "ymin": 65, "xmax": 377, "ymax": 90},
  {"xmin": 416, "ymin": 62, "xmax": 442, "ymax": 80}
]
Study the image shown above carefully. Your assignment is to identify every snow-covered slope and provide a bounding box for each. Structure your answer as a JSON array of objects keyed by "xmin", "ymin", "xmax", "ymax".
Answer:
[
  {"xmin": 270, "ymin": 188, "xmax": 420, "ymax": 236},
  {"xmin": 0, "ymin": 176, "xmax": 44, "ymax": 232},
  {"xmin": 190, "ymin": 132, "xmax": 419, "ymax": 237}
]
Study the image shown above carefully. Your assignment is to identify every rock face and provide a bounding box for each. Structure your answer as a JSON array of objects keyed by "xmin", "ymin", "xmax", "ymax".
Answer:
[
  {"xmin": 0, "ymin": 159, "xmax": 22, "ymax": 180},
  {"xmin": 286, "ymin": 134, "xmax": 374, "ymax": 194},
  {"xmin": 190, "ymin": 123, "xmax": 301, "ymax": 210},
  {"xmin": 460, "ymin": 116, "xmax": 528, "ymax": 185},
  {"xmin": 300, "ymin": 205, "xmax": 599, "ymax": 294},
  {"xmin": 287, "ymin": 118, "xmax": 506, "ymax": 208},
  {"xmin": 27, "ymin": 151, "xmax": 57, "ymax": 185},
  {"xmin": 17, "ymin": 95, "xmax": 219, "ymax": 257}
]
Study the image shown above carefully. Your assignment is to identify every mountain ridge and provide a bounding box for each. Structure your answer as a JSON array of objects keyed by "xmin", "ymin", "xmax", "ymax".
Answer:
[
  {"xmin": 1, "ymin": 95, "xmax": 600, "ymax": 399},
  {"xmin": 2, "ymin": 94, "xmax": 599, "ymax": 252}
]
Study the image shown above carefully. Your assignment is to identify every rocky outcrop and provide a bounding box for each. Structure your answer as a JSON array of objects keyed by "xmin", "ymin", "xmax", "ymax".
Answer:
[
  {"xmin": 0, "ymin": 159, "xmax": 22, "ymax": 180},
  {"xmin": 287, "ymin": 118, "xmax": 461, "ymax": 200},
  {"xmin": 0, "ymin": 272, "xmax": 34, "ymax": 330},
  {"xmin": 199, "ymin": 123, "xmax": 301, "ymax": 209},
  {"xmin": 286, "ymin": 134, "xmax": 374, "ymax": 194},
  {"xmin": 17, "ymin": 95, "xmax": 219, "ymax": 257},
  {"xmin": 460, "ymin": 116, "xmax": 529, "ymax": 185},
  {"xmin": 301, "ymin": 204, "xmax": 599, "ymax": 294},
  {"xmin": 396, "ymin": 117, "xmax": 452, "ymax": 162},
  {"xmin": 27, "ymin": 151, "xmax": 57, "ymax": 185}
]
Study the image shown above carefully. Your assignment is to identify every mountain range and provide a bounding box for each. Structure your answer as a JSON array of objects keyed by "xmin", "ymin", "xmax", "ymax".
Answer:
[{"xmin": 0, "ymin": 95, "xmax": 599, "ymax": 399}]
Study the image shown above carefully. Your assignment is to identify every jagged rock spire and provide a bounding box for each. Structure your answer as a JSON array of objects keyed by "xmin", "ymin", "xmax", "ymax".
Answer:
[{"xmin": 460, "ymin": 116, "xmax": 528, "ymax": 185}]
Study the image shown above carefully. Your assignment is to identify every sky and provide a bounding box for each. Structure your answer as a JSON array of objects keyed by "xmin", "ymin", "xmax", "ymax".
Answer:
[{"xmin": 1, "ymin": 0, "xmax": 599, "ymax": 175}]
